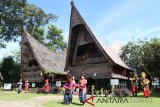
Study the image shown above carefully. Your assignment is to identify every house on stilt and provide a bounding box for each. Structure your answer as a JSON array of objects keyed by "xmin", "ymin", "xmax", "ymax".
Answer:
[
  {"xmin": 65, "ymin": 1, "xmax": 132, "ymax": 91},
  {"xmin": 21, "ymin": 29, "xmax": 67, "ymax": 87}
]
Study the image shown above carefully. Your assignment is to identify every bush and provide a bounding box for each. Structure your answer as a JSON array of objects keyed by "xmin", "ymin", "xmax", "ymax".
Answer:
[{"xmin": 114, "ymin": 89, "xmax": 131, "ymax": 97}]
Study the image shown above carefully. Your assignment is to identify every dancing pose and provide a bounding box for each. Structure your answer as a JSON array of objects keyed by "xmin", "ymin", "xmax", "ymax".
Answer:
[
  {"xmin": 130, "ymin": 72, "xmax": 138, "ymax": 97},
  {"xmin": 44, "ymin": 79, "xmax": 50, "ymax": 94},
  {"xmin": 141, "ymin": 71, "xmax": 150, "ymax": 98},
  {"xmin": 63, "ymin": 74, "xmax": 77, "ymax": 104},
  {"xmin": 25, "ymin": 80, "xmax": 29, "ymax": 93},
  {"xmin": 78, "ymin": 74, "xmax": 87, "ymax": 105},
  {"xmin": 17, "ymin": 79, "xmax": 23, "ymax": 93}
]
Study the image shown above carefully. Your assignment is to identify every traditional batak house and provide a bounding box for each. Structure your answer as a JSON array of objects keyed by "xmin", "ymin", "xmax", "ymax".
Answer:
[
  {"xmin": 21, "ymin": 29, "xmax": 67, "ymax": 86},
  {"xmin": 65, "ymin": 2, "xmax": 132, "ymax": 90}
]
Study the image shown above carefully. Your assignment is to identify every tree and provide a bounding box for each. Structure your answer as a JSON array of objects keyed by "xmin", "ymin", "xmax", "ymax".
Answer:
[
  {"xmin": 11, "ymin": 50, "xmax": 21, "ymax": 63},
  {"xmin": 0, "ymin": 0, "xmax": 57, "ymax": 48},
  {"xmin": 45, "ymin": 25, "xmax": 67, "ymax": 52},
  {"xmin": 121, "ymin": 38, "xmax": 160, "ymax": 77},
  {"xmin": 0, "ymin": 56, "xmax": 20, "ymax": 83},
  {"xmin": 0, "ymin": 0, "xmax": 67, "ymax": 52}
]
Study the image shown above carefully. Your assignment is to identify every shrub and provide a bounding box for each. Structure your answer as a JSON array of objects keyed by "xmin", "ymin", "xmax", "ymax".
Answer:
[{"xmin": 114, "ymin": 89, "xmax": 131, "ymax": 97}]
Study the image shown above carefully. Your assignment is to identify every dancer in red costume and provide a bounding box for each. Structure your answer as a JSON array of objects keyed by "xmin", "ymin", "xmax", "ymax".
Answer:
[
  {"xmin": 144, "ymin": 84, "xmax": 150, "ymax": 98},
  {"xmin": 141, "ymin": 72, "xmax": 150, "ymax": 98},
  {"xmin": 130, "ymin": 72, "xmax": 138, "ymax": 97},
  {"xmin": 131, "ymin": 84, "xmax": 138, "ymax": 97},
  {"xmin": 25, "ymin": 80, "xmax": 29, "ymax": 93},
  {"xmin": 44, "ymin": 79, "xmax": 50, "ymax": 94}
]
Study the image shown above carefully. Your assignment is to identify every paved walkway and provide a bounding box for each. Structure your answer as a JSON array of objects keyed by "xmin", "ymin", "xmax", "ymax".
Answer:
[{"xmin": 0, "ymin": 95, "xmax": 64, "ymax": 107}]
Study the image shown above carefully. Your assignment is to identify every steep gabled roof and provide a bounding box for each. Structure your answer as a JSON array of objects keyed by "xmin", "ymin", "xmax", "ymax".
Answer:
[
  {"xmin": 102, "ymin": 44, "xmax": 130, "ymax": 69},
  {"xmin": 65, "ymin": 1, "xmax": 130, "ymax": 70},
  {"xmin": 23, "ymin": 30, "xmax": 67, "ymax": 75}
]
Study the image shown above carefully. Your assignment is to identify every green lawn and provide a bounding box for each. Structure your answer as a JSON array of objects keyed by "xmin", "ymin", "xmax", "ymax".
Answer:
[
  {"xmin": 44, "ymin": 93, "xmax": 160, "ymax": 107},
  {"xmin": 0, "ymin": 91, "xmax": 44, "ymax": 101},
  {"xmin": 0, "ymin": 91, "xmax": 159, "ymax": 107}
]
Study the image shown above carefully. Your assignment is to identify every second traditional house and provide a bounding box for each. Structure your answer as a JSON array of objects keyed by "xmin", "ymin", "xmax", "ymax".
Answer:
[{"xmin": 21, "ymin": 29, "xmax": 67, "ymax": 87}]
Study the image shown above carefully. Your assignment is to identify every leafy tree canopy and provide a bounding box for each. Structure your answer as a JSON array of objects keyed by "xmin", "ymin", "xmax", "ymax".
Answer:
[
  {"xmin": 0, "ymin": 56, "xmax": 20, "ymax": 83},
  {"xmin": 45, "ymin": 25, "xmax": 67, "ymax": 51},
  {"xmin": 121, "ymin": 38, "xmax": 160, "ymax": 77},
  {"xmin": 0, "ymin": 0, "xmax": 67, "ymax": 51}
]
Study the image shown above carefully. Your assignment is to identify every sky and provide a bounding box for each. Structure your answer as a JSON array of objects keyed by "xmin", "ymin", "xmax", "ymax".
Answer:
[{"xmin": 1, "ymin": 0, "xmax": 160, "ymax": 60}]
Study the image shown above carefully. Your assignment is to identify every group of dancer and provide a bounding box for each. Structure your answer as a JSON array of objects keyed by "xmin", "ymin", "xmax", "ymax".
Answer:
[
  {"xmin": 17, "ymin": 79, "xmax": 49, "ymax": 93},
  {"xmin": 17, "ymin": 79, "xmax": 29, "ymax": 93},
  {"xmin": 130, "ymin": 71, "xmax": 150, "ymax": 98},
  {"xmin": 63, "ymin": 74, "xmax": 87, "ymax": 105}
]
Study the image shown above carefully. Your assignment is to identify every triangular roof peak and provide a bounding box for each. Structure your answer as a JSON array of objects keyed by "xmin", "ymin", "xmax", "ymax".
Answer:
[
  {"xmin": 65, "ymin": 2, "xmax": 130, "ymax": 70},
  {"xmin": 22, "ymin": 29, "xmax": 67, "ymax": 75}
]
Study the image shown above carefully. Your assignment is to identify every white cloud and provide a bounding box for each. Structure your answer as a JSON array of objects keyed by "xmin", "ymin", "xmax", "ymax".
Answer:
[{"xmin": 103, "ymin": 26, "xmax": 160, "ymax": 46}]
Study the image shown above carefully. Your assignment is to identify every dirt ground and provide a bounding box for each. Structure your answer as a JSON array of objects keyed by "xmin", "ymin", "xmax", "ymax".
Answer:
[{"xmin": 0, "ymin": 95, "xmax": 64, "ymax": 107}]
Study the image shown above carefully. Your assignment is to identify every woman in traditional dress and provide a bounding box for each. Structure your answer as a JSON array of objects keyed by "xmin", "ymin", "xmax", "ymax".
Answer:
[
  {"xmin": 144, "ymin": 84, "xmax": 150, "ymax": 98},
  {"xmin": 78, "ymin": 74, "xmax": 87, "ymax": 105},
  {"xmin": 141, "ymin": 72, "xmax": 150, "ymax": 98},
  {"xmin": 63, "ymin": 74, "xmax": 77, "ymax": 104},
  {"xmin": 17, "ymin": 79, "xmax": 23, "ymax": 93},
  {"xmin": 44, "ymin": 79, "xmax": 50, "ymax": 94},
  {"xmin": 25, "ymin": 80, "xmax": 29, "ymax": 93}
]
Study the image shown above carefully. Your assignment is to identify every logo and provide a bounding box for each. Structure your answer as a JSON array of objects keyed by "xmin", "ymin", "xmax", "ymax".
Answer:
[
  {"xmin": 84, "ymin": 96, "xmax": 152, "ymax": 106},
  {"xmin": 85, "ymin": 96, "xmax": 95, "ymax": 106}
]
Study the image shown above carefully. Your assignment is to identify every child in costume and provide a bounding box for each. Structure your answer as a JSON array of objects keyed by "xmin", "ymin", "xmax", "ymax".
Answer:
[
  {"xmin": 25, "ymin": 80, "xmax": 29, "ymax": 93},
  {"xmin": 78, "ymin": 74, "xmax": 87, "ymax": 105},
  {"xmin": 63, "ymin": 74, "xmax": 77, "ymax": 104}
]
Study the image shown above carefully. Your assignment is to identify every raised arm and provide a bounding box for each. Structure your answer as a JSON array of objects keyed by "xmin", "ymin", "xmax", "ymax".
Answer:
[{"xmin": 63, "ymin": 83, "xmax": 70, "ymax": 89}]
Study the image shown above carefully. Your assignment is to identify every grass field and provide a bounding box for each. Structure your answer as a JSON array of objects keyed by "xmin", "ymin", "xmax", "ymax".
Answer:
[
  {"xmin": 0, "ymin": 91, "xmax": 159, "ymax": 107},
  {"xmin": 0, "ymin": 91, "xmax": 45, "ymax": 101},
  {"xmin": 44, "ymin": 93, "xmax": 160, "ymax": 107}
]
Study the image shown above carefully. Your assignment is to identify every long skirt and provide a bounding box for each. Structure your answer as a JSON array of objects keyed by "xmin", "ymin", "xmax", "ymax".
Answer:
[
  {"xmin": 144, "ymin": 89, "xmax": 150, "ymax": 97},
  {"xmin": 79, "ymin": 89, "xmax": 86, "ymax": 104},
  {"xmin": 25, "ymin": 86, "xmax": 29, "ymax": 93},
  {"xmin": 64, "ymin": 92, "xmax": 73, "ymax": 104}
]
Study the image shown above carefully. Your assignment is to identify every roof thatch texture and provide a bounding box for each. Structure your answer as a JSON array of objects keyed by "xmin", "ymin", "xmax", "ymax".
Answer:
[
  {"xmin": 65, "ymin": 1, "xmax": 130, "ymax": 71},
  {"xmin": 23, "ymin": 30, "xmax": 67, "ymax": 75}
]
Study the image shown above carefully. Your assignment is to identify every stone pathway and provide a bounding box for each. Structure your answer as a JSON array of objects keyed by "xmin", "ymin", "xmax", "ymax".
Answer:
[{"xmin": 0, "ymin": 95, "xmax": 64, "ymax": 107}]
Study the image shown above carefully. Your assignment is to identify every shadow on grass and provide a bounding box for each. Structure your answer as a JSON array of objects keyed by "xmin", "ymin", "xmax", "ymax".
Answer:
[
  {"xmin": 57, "ymin": 102, "xmax": 82, "ymax": 106},
  {"xmin": 71, "ymin": 102, "xmax": 82, "ymax": 106},
  {"xmin": 150, "ymin": 92, "xmax": 160, "ymax": 98},
  {"xmin": 57, "ymin": 102, "xmax": 64, "ymax": 105},
  {"xmin": 130, "ymin": 92, "xmax": 160, "ymax": 98}
]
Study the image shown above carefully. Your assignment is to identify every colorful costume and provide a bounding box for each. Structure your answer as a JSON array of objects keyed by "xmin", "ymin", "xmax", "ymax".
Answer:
[
  {"xmin": 25, "ymin": 81, "xmax": 29, "ymax": 93},
  {"xmin": 144, "ymin": 84, "xmax": 150, "ymax": 97},
  {"xmin": 131, "ymin": 85, "xmax": 137, "ymax": 97},
  {"xmin": 79, "ymin": 79, "xmax": 87, "ymax": 104},
  {"xmin": 44, "ymin": 79, "xmax": 49, "ymax": 94},
  {"xmin": 63, "ymin": 81, "xmax": 77, "ymax": 104},
  {"xmin": 141, "ymin": 71, "xmax": 150, "ymax": 98},
  {"xmin": 130, "ymin": 72, "xmax": 138, "ymax": 97}
]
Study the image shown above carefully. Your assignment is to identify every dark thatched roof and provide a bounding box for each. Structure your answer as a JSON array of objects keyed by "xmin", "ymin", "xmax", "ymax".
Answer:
[
  {"xmin": 65, "ymin": 1, "xmax": 130, "ymax": 71},
  {"xmin": 23, "ymin": 30, "xmax": 67, "ymax": 75}
]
